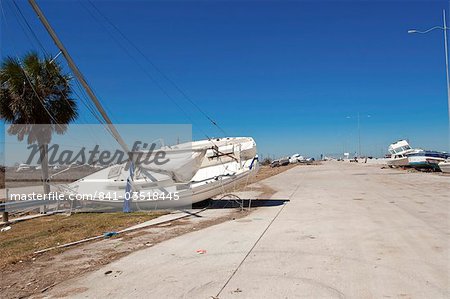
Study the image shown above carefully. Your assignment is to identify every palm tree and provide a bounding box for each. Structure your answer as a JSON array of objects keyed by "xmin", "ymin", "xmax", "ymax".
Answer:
[{"xmin": 0, "ymin": 52, "xmax": 78, "ymax": 195}]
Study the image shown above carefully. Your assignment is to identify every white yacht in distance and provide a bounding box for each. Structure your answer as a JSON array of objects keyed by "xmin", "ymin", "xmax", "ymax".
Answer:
[
  {"xmin": 407, "ymin": 151, "xmax": 449, "ymax": 170},
  {"xmin": 386, "ymin": 140, "xmax": 420, "ymax": 167},
  {"xmin": 387, "ymin": 140, "xmax": 449, "ymax": 171}
]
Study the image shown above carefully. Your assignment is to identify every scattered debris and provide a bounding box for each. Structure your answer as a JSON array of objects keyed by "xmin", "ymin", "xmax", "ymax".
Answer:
[
  {"xmin": 40, "ymin": 283, "xmax": 56, "ymax": 293},
  {"xmin": 114, "ymin": 270, "xmax": 123, "ymax": 277},
  {"xmin": 1, "ymin": 226, "xmax": 11, "ymax": 232},
  {"xmin": 196, "ymin": 249, "xmax": 207, "ymax": 254},
  {"xmin": 103, "ymin": 232, "xmax": 118, "ymax": 238},
  {"xmin": 104, "ymin": 270, "xmax": 113, "ymax": 275}
]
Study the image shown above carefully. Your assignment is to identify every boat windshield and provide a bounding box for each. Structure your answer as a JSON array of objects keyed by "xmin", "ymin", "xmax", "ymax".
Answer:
[{"xmin": 393, "ymin": 145, "xmax": 411, "ymax": 153}]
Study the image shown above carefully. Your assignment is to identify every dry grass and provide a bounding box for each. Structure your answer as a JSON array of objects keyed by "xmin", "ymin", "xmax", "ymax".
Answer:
[{"xmin": 0, "ymin": 211, "xmax": 166, "ymax": 268}]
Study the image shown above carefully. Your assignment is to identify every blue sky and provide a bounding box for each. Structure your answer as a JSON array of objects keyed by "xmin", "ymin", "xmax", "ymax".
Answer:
[{"xmin": 1, "ymin": 0, "xmax": 450, "ymax": 159}]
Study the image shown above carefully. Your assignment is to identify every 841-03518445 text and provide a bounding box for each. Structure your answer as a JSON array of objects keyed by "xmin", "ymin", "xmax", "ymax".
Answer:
[{"xmin": 8, "ymin": 191, "xmax": 180, "ymax": 201}]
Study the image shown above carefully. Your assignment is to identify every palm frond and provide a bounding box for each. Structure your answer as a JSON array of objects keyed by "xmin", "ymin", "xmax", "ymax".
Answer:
[{"xmin": 0, "ymin": 52, "xmax": 78, "ymax": 144}]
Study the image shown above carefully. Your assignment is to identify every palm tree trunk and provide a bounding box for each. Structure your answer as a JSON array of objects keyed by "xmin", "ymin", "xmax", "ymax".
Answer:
[{"xmin": 39, "ymin": 143, "xmax": 50, "ymax": 213}]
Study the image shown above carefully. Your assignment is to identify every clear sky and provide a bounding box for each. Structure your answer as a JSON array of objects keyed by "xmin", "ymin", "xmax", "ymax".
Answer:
[{"xmin": 1, "ymin": 0, "xmax": 450, "ymax": 159}]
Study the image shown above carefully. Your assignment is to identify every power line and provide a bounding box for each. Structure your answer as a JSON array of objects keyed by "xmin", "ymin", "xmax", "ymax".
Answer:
[
  {"xmin": 80, "ymin": 1, "xmax": 213, "ymax": 140},
  {"xmin": 86, "ymin": 0, "xmax": 228, "ymax": 137},
  {"xmin": 11, "ymin": 0, "xmax": 47, "ymax": 55},
  {"xmin": 4, "ymin": 1, "xmax": 112, "ymax": 145},
  {"xmin": 9, "ymin": 1, "xmax": 98, "ymax": 125},
  {"xmin": 3, "ymin": 1, "xmax": 62, "ymax": 127}
]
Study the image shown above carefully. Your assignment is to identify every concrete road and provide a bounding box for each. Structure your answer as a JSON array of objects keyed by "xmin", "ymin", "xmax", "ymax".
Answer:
[{"xmin": 47, "ymin": 162, "xmax": 450, "ymax": 298}]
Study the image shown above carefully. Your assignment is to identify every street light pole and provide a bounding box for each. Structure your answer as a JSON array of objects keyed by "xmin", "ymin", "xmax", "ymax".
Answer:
[
  {"xmin": 409, "ymin": 9, "xmax": 450, "ymax": 151},
  {"xmin": 357, "ymin": 112, "xmax": 361, "ymax": 158},
  {"xmin": 346, "ymin": 113, "xmax": 369, "ymax": 158},
  {"xmin": 442, "ymin": 10, "xmax": 450, "ymax": 135}
]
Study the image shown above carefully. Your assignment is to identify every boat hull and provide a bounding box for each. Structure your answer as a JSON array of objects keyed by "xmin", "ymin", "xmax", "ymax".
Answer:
[
  {"xmin": 438, "ymin": 162, "xmax": 450, "ymax": 173},
  {"xmin": 407, "ymin": 152, "xmax": 448, "ymax": 170},
  {"xmin": 386, "ymin": 157, "xmax": 409, "ymax": 167},
  {"xmin": 69, "ymin": 163, "xmax": 258, "ymax": 211}
]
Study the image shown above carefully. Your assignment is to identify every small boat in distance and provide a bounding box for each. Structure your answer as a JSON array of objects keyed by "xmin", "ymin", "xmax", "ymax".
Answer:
[{"xmin": 16, "ymin": 163, "xmax": 33, "ymax": 172}]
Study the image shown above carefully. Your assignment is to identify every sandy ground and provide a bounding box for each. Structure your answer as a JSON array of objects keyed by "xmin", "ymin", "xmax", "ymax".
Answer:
[{"xmin": 42, "ymin": 161, "xmax": 449, "ymax": 298}]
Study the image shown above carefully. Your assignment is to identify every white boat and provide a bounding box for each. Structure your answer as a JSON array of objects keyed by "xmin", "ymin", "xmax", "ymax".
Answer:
[
  {"xmin": 386, "ymin": 140, "xmax": 420, "ymax": 167},
  {"xmin": 16, "ymin": 163, "xmax": 32, "ymax": 172},
  {"xmin": 439, "ymin": 160, "xmax": 450, "ymax": 173},
  {"xmin": 59, "ymin": 137, "xmax": 258, "ymax": 209},
  {"xmin": 289, "ymin": 154, "xmax": 303, "ymax": 163},
  {"xmin": 386, "ymin": 140, "xmax": 448, "ymax": 170},
  {"xmin": 408, "ymin": 151, "xmax": 449, "ymax": 170}
]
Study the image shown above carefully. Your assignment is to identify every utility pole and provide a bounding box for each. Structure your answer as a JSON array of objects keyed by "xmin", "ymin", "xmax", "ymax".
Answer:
[
  {"xmin": 409, "ymin": 9, "xmax": 450, "ymax": 151},
  {"xmin": 443, "ymin": 9, "xmax": 450, "ymax": 151},
  {"xmin": 28, "ymin": 0, "xmax": 134, "ymax": 213},
  {"xmin": 1, "ymin": 189, "xmax": 9, "ymax": 223},
  {"xmin": 346, "ymin": 113, "xmax": 368, "ymax": 158}
]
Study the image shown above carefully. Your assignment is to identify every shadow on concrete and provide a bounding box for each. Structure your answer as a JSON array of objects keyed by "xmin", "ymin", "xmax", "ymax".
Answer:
[{"xmin": 193, "ymin": 198, "xmax": 289, "ymax": 209}]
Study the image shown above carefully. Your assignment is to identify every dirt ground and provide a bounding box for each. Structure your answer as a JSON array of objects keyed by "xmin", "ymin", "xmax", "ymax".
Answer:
[
  {"xmin": 0, "ymin": 163, "xmax": 305, "ymax": 298},
  {"xmin": 0, "ymin": 212, "xmax": 166, "ymax": 267}
]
